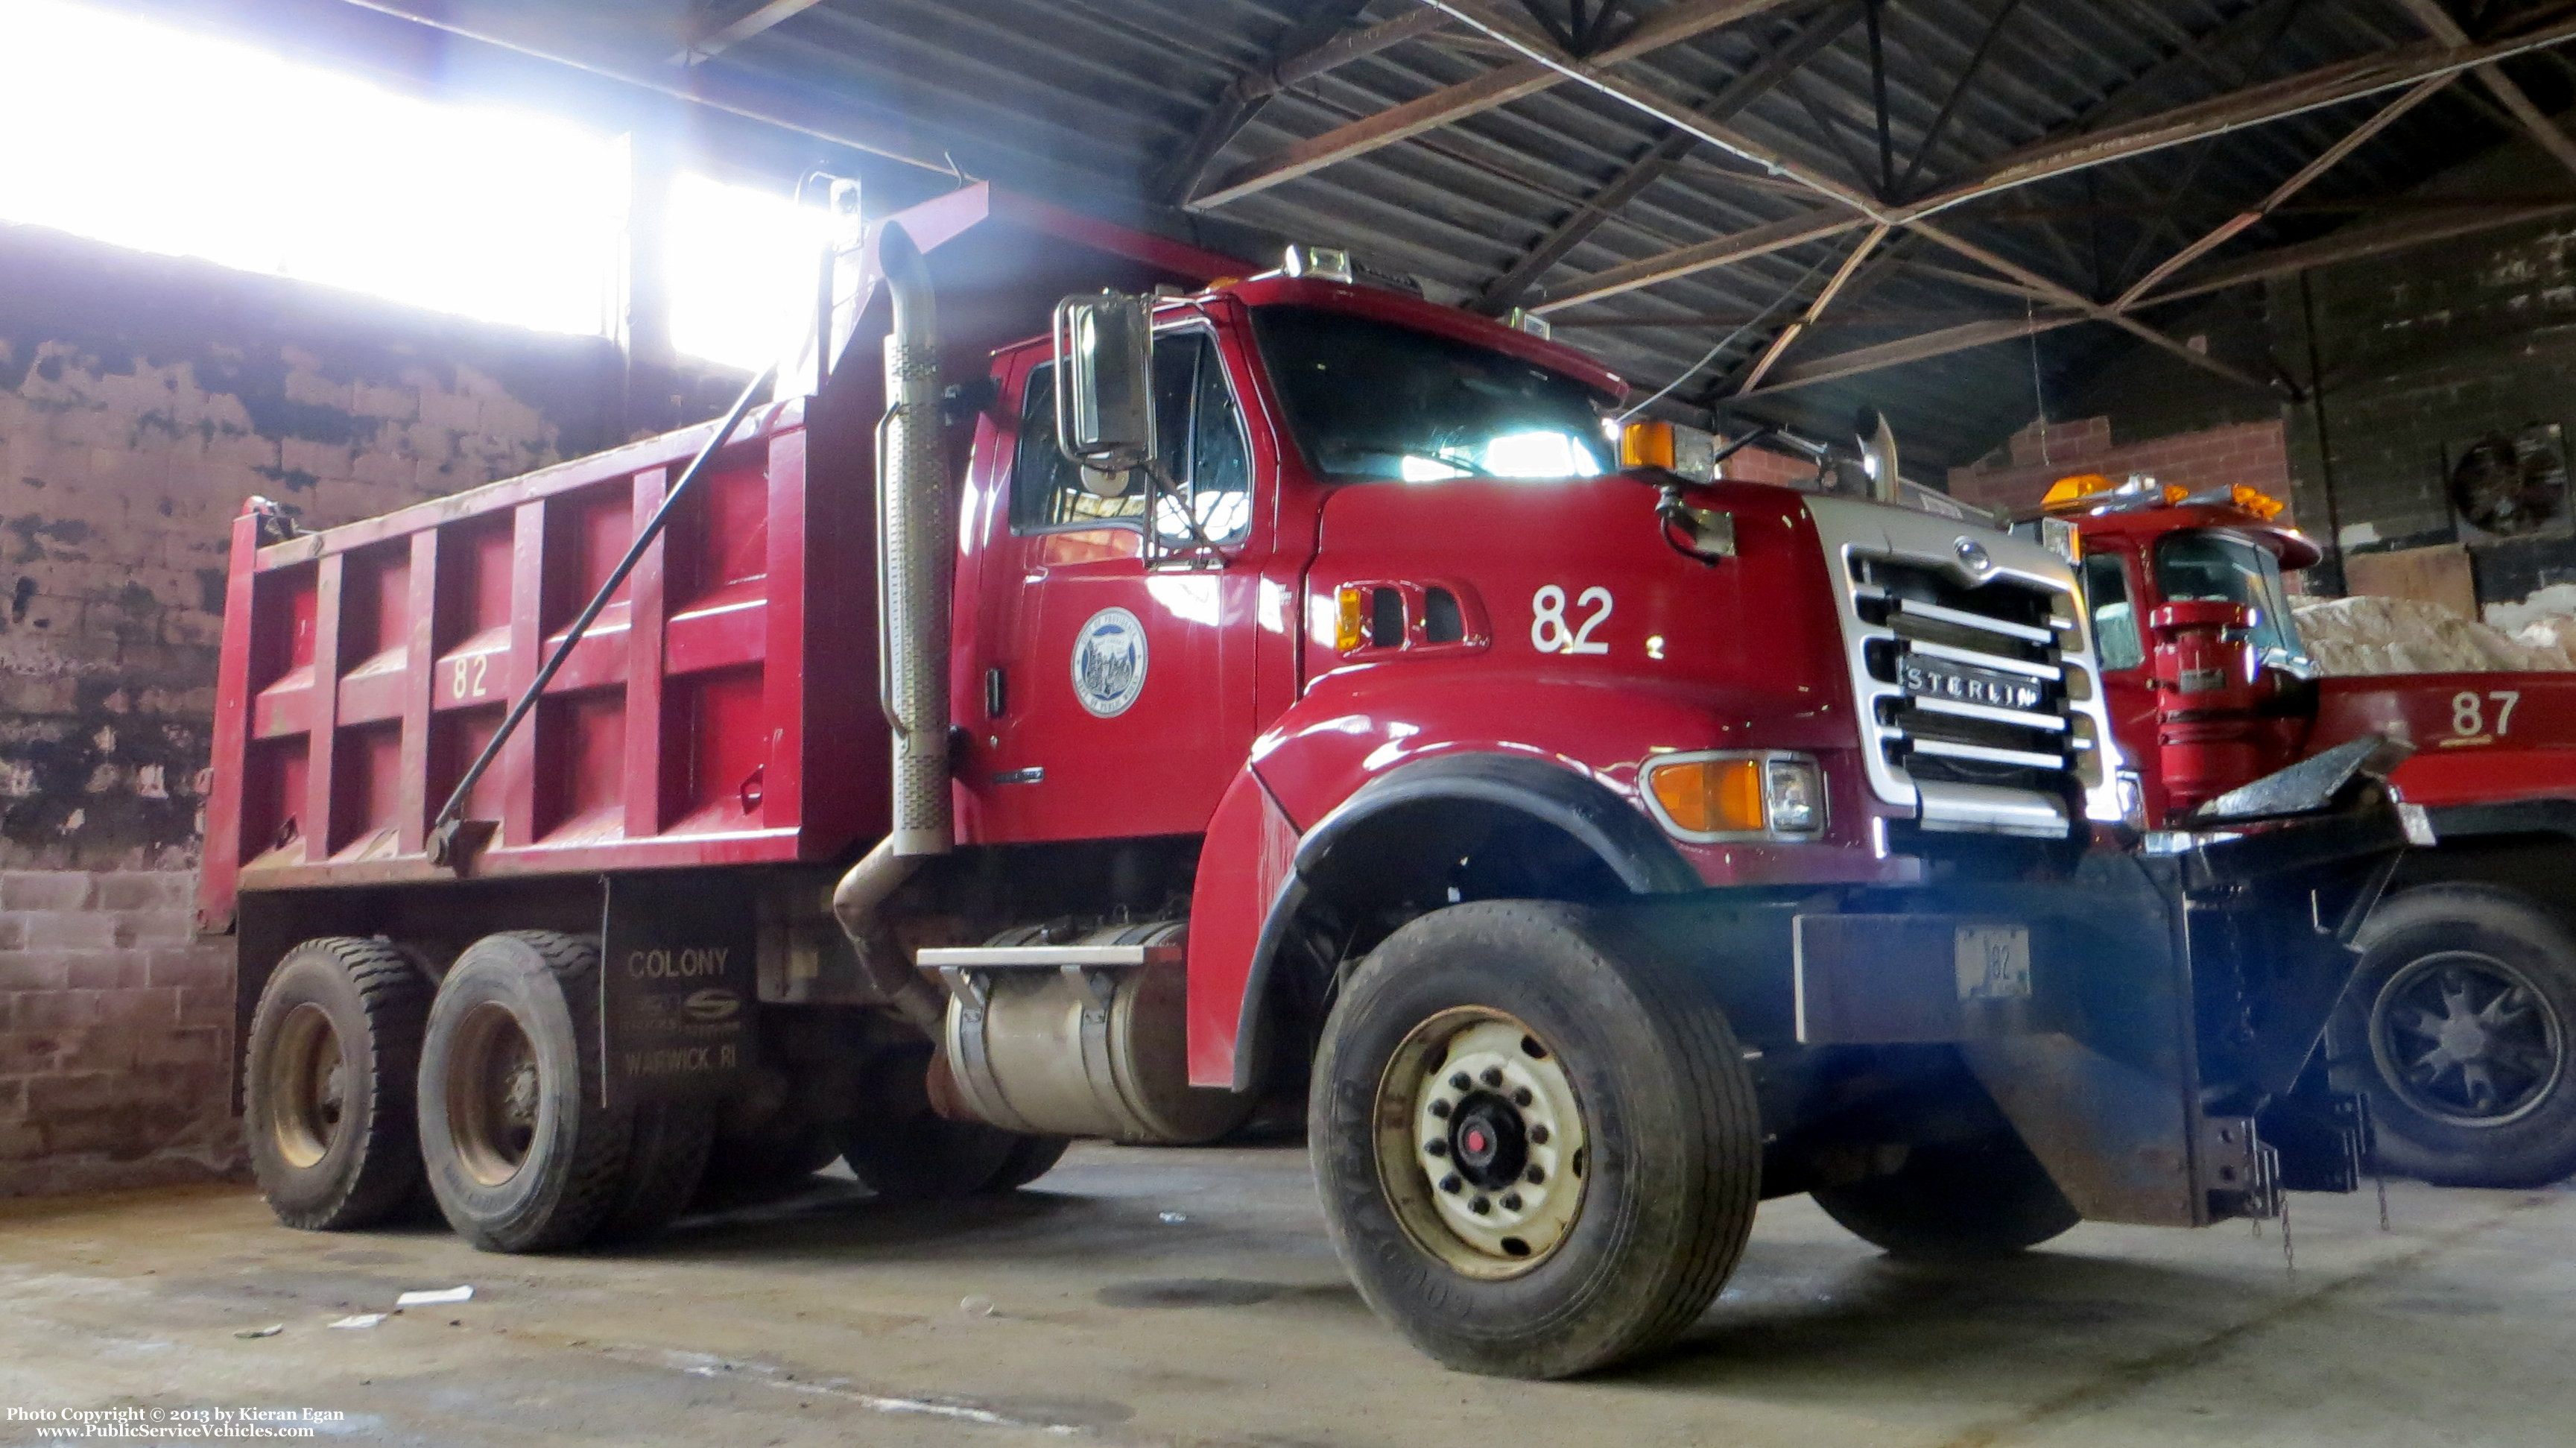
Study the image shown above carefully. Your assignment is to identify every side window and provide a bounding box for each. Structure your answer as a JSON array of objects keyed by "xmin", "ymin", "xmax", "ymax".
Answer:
[
  {"xmin": 1012, "ymin": 332, "xmax": 1253, "ymax": 544},
  {"xmin": 2083, "ymin": 552, "xmax": 2145, "ymax": 672},
  {"xmin": 1188, "ymin": 337, "xmax": 1252, "ymax": 544},
  {"xmin": 1012, "ymin": 361, "xmax": 1146, "ymax": 531}
]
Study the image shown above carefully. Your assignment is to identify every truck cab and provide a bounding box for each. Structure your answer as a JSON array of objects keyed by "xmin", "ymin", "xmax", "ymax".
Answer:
[{"xmin": 2060, "ymin": 475, "xmax": 2576, "ymax": 1189}]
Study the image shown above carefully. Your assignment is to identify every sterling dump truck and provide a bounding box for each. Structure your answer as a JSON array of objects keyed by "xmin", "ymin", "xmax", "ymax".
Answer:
[
  {"xmin": 206, "ymin": 182, "xmax": 2406, "ymax": 1379},
  {"xmin": 2051, "ymin": 474, "xmax": 2576, "ymax": 1188}
]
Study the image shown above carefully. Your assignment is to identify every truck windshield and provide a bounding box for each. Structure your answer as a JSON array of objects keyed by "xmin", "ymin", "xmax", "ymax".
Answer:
[
  {"xmin": 2153, "ymin": 531, "xmax": 2308, "ymax": 665},
  {"xmin": 1250, "ymin": 305, "xmax": 1610, "ymax": 482}
]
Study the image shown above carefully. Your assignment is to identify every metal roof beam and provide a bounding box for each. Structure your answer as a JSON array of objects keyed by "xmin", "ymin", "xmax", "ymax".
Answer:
[
  {"xmin": 2392, "ymin": 0, "xmax": 2576, "ymax": 183},
  {"xmin": 1738, "ymin": 195, "xmax": 2576, "ymax": 396},
  {"xmin": 677, "ymin": 0, "xmax": 828, "ymax": 65},
  {"xmin": 2072, "ymin": 0, "xmax": 2309, "ymax": 136},
  {"xmin": 1531, "ymin": 210, "xmax": 1863, "ymax": 311},
  {"xmin": 1186, "ymin": 0, "xmax": 1809, "ymax": 211},
  {"xmin": 1152, "ymin": 0, "xmax": 1387, "ymax": 203},
  {"xmin": 1736, "ymin": 223, "xmax": 1890, "ymax": 390},
  {"xmin": 1905, "ymin": 16, "xmax": 2576, "ymax": 218},
  {"xmin": 1911, "ymin": 221, "xmax": 2282, "ymax": 395},
  {"xmin": 1741, "ymin": 312, "xmax": 2083, "ymax": 393},
  {"xmin": 338, "ymin": 0, "xmax": 957, "ymax": 173},
  {"xmin": 1534, "ymin": 14, "xmax": 2576, "ymax": 318},
  {"xmin": 1890, "ymin": 0, "xmax": 2022, "ymax": 199},
  {"xmin": 1475, "ymin": 0, "xmax": 1858, "ymax": 312},
  {"xmin": 2113, "ymin": 72, "xmax": 2454, "ymax": 309},
  {"xmin": 1557, "ymin": 307, "xmax": 2018, "ymax": 328},
  {"xmin": 2148, "ymin": 198, "xmax": 2576, "ymax": 304}
]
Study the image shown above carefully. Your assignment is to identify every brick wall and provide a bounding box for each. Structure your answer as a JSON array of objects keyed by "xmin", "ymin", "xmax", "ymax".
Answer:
[
  {"xmin": 2270, "ymin": 148, "xmax": 2576, "ymax": 601},
  {"xmin": 1947, "ymin": 415, "xmax": 2294, "ymax": 520},
  {"xmin": 0, "ymin": 222, "xmax": 730, "ymax": 1197}
]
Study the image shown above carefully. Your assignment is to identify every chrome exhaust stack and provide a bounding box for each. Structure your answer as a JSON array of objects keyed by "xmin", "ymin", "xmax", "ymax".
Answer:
[{"xmin": 832, "ymin": 218, "xmax": 952, "ymax": 1037}]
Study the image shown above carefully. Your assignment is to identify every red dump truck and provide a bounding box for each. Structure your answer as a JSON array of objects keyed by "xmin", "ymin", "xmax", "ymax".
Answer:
[
  {"xmin": 203, "ymin": 182, "xmax": 2407, "ymax": 1379},
  {"xmin": 2051, "ymin": 475, "xmax": 2576, "ymax": 1188}
]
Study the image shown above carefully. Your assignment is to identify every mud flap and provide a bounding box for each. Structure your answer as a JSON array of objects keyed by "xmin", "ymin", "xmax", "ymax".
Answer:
[{"xmin": 598, "ymin": 872, "xmax": 757, "ymax": 1110}]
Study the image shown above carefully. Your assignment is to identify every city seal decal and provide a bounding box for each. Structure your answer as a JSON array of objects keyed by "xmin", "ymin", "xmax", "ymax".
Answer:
[{"xmin": 1072, "ymin": 607, "xmax": 1148, "ymax": 718}]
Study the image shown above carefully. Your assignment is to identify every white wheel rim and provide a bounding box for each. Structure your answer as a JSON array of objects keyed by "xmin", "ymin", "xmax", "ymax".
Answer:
[{"xmin": 1373, "ymin": 1008, "xmax": 1589, "ymax": 1280}]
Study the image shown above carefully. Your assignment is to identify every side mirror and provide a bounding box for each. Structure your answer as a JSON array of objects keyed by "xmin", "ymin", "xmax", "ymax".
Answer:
[
  {"xmin": 1052, "ymin": 291, "xmax": 1156, "ymax": 475},
  {"xmin": 1855, "ymin": 406, "xmax": 1902, "ymax": 506}
]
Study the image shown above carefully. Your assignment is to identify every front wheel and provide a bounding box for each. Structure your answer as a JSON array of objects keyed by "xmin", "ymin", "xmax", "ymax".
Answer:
[
  {"xmin": 1311, "ymin": 902, "xmax": 1762, "ymax": 1379},
  {"xmin": 2328, "ymin": 885, "xmax": 2576, "ymax": 1188},
  {"xmin": 1812, "ymin": 1134, "xmax": 2078, "ymax": 1261}
]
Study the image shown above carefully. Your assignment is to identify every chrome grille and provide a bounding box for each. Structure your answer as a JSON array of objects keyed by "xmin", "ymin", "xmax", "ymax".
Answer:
[
  {"xmin": 1858, "ymin": 560, "xmax": 2075, "ymax": 791},
  {"xmin": 1805, "ymin": 496, "xmax": 2115, "ymax": 841}
]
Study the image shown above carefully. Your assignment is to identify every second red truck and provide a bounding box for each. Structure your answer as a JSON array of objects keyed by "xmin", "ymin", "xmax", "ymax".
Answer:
[{"xmin": 2055, "ymin": 474, "xmax": 2576, "ymax": 1188}]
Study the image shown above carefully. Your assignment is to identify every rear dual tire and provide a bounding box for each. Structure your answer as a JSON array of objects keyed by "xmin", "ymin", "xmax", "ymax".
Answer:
[
  {"xmin": 243, "ymin": 938, "xmax": 430, "ymax": 1230},
  {"xmin": 1311, "ymin": 901, "xmax": 1762, "ymax": 1380},
  {"xmin": 416, "ymin": 932, "xmax": 712, "ymax": 1252},
  {"xmin": 835, "ymin": 1041, "xmax": 1072, "ymax": 1199}
]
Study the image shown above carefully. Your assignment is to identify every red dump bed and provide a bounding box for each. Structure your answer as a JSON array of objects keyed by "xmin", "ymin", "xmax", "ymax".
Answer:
[{"xmin": 197, "ymin": 184, "xmax": 1240, "ymax": 931}]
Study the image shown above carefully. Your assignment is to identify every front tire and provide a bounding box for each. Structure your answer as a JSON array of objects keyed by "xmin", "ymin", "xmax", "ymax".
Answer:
[
  {"xmin": 2328, "ymin": 885, "xmax": 2576, "ymax": 1188},
  {"xmin": 1812, "ymin": 1133, "xmax": 2078, "ymax": 1261},
  {"xmin": 243, "ymin": 938, "xmax": 428, "ymax": 1230},
  {"xmin": 417, "ymin": 932, "xmax": 633, "ymax": 1252},
  {"xmin": 1311, "ymin": 901, "xmax": 1762, "ymax": 1379}
]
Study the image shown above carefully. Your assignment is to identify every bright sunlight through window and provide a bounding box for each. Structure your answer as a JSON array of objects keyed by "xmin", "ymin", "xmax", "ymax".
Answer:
[
  {"xmin": 0, "ymin": 1, "xmax": 820, "ymax": 371},
  {"xmin": 666, "ymin": 173, "xmax": 823, "ymax": 373}
]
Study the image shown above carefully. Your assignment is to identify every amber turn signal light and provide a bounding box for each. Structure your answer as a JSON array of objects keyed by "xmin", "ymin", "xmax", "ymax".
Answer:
[
  {"xmin": 1335, "ymin": 585, "xmax": 1365, "ymax": 652},
  {"xmin": 1647, "ymin": 757, "xmax": 1768, "ymax": 836},
  {"xmin": 1619, "ymin": 420, "xmax": 1718, "ymax": 480}
]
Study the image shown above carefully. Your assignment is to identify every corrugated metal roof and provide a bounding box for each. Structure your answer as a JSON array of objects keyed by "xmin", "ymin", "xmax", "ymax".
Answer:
[{"xmin": 186, "ymin": 0, "xmax": 2576, "ymax": 468}]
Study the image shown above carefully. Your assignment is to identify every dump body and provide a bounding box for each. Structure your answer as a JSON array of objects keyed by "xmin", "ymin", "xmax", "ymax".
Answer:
[{"xmin": 197, "ymin": 184, "xmax": 1238, "ymax": 931}]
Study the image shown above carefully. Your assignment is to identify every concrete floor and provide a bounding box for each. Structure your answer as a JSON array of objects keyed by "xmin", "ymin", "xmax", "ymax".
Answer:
[{"xmin": 3, "ymin": 1145, "xmax": 2572, "ymax": 1448}]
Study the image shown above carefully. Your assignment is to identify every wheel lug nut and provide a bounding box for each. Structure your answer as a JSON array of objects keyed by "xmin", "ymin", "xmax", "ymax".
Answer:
[
  {"xmin": 1469, "ymin": 1195, "xmax": 1490, "ymax": 1215},
  {"xmin": 1480, "ymin": 1067, "xmax": 1503, "ymax": 1087},
  {"xmin": 1501, "ymin": 1193, "xmax": 1522, "ymax": 1211},
  {"xmin": 1511, "ymin": 1087, "xmax": 1533, "ymax": 1107},
  {"xmin": 1424, "ymin": 1139, "xmax": 1449, "ymax": 1158},
  {"xmin": 1525, "ymin": 1166, "xmax": 1545, "ymax": 1184},
  {"xmin": 1428, "ymin": 1099, "xmax": 1452, "ymax": 1119},
  {"xmin": 1529, "ymin": 1125, "xmax": 1550, "ymax": 1145},
  {"xmin": 1440, "ymin": 1174, "xmax": 1462, "ymax": 1194},
  {"xmin": 1449, "ymin": 1072, "xmax": 1472, "ymax": 1092}
]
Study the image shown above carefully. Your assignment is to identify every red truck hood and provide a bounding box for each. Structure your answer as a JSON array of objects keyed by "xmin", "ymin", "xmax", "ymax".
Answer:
[{"xmin": 2310, "ymin": 671, "xmax": 2576, "ymax": 808}]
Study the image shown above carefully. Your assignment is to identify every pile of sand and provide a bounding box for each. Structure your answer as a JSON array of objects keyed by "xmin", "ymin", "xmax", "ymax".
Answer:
[{"xmin": 2292, "ymin": 594, "xmax": 2576, "ymax": 674}]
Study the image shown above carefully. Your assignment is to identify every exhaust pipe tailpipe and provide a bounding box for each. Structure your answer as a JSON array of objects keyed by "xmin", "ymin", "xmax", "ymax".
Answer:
[
  {"xmin": 832, "ymin": 219, "xmax": 952, "ymax": 1037},
  {"xmin": 878, "ymin": 221, "xmax": 953, "ymax": 861}
]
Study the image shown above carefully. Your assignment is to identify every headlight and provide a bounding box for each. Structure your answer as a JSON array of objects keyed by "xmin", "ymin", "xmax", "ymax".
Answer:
[
  {"xmin": 1641, "ymin": 751, "xmax": 1826, "ymax": 841},
  {"xmin": 1764, "ymin": 757, "xmax": 1821, "ymax": 832}
]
